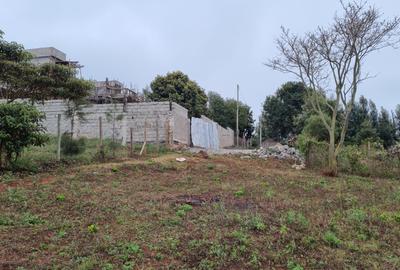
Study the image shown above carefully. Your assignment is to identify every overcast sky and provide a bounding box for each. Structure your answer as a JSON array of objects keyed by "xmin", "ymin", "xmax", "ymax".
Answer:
[{"xmin": 1, "ymin": 0, "xmax": 399, "ymax": 118}]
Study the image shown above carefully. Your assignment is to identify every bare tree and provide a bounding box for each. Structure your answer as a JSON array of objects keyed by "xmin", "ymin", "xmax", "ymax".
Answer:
[{"xmin": 267, "ymin": 1, "xmax": 400, "ymax": 175}]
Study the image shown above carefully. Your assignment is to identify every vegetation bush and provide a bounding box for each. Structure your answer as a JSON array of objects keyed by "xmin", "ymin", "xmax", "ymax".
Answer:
[
  {"xmin": 0, "ymin": 102, "xmax": 48, "ymax": 169},
  {"xmin": 61, "ymin": 134, "xmax": 86, "ymax": 156}
]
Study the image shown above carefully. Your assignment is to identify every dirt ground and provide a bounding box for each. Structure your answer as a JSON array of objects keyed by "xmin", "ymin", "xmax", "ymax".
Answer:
[{"xmin": 1, "ymin": 152, "xmax": 400, "ymax": 269}]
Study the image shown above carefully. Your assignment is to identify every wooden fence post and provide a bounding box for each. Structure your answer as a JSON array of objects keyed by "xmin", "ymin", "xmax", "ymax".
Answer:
[
  {"xmin": 130, "ymin": 127, "xmax": 133, "ymax": 157},
  {"xmin": 156, "ymin": 117, "xmax": 160, "ymax": 153},
  {"xmin": 57, "ymin": 114, "xmax": 61, "ymax": 161},
  {"xmin": 140, "ymin": 119, "xmax": 147, "ymax": 156},
  {"xmin": 165, "ymin": 119, "xmax": 170, "ymax": 147},
  {"xmin": 99, "ymin": 116, "xmax": 103, "ymax": 148}
]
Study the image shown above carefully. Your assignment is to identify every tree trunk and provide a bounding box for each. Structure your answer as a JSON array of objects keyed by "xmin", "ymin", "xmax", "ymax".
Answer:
[{"xmin": 328, "ymin": 132, "xmax": 338, "ymax": 176}]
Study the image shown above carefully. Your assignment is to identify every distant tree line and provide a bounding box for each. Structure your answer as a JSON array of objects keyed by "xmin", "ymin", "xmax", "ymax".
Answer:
[{"xmin": 261, "ymin": 81, "xmax": 400, "ymax": 149}]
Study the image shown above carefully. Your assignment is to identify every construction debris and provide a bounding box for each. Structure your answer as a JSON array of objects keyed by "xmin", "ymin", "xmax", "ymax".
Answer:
[
  {"xmin": 254, "ymin": 143, "xmax": 305, "ymax": 165},
  {"xmin": 175, "ymin": 157, "xmax": 186, "ymax": 162}
]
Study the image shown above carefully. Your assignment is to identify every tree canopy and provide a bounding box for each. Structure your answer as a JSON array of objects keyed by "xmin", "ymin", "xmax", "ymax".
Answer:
[
  {"xmin": 208, "ymin": 91, "xmax": 255, "ymax": 139},
  {"xmin": 0, "ymin": 102, "xmax": 48, "ymax": 168},
  {"xmin": 149, "ymin": 71, "xmax": 208, "ymax": 118},
  {"xmin": 0, "ymin": 30, "xmax": 93, "ymax": 103},
  {"xmin": 261, "ymin": 82, "xmax": 306, "ymax": 141}
]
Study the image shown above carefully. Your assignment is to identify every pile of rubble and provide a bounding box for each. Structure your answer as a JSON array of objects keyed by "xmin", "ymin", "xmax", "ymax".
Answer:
[{"xmin": 254, "ymin": 143, "xmax": 305, "ymax": 169}]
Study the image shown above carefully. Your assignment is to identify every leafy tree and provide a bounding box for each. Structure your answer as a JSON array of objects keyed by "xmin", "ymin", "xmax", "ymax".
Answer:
[
  {"xmin": 369, "ymin": 100, "xmax": 379, "ymax": 129},
  {"xmin": 0, "ymin": 30, "xmax": 93, "ymax": 103},
  {"xmin": 267, "ymin": 2, "xmax": 400, "ymax": 175},
  {"xmin": 261, "ymin": 82, "xmax": 306, "ymax": 141},
  {"xmin": 0, "ymin": 102, "xmax": 48, "ymax": 167},
  {"xmin": 149, "ymin": 71, "xmax": 208, "ymax": 117},
  {"xmin": 377, "ymin": 108, "xmax": 397, "ymax": 148},
  {"xmin": 224, "ymin": 99, "xmax": 254, "ymax": 139},
  {"xmin": 208, "ymin": 91, "xmax": 255, "ymax": 140},
  {"xmin": 208, "ymin": 91, "xmax": 228, "ymax": 128},
  {"xmin": 346, "ymin": 96, "xmax": 377, "ymax": 144},
  {"xmin": 394, "ymin": 105, "xmax": 400, "ymax": 137}
]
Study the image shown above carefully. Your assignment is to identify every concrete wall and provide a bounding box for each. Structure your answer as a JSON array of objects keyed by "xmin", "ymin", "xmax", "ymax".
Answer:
[
  {"xmin": 191, "ymin": 115, "xmax": 234, "ymax": 149},
  {"xmin": 192, "ymin": 117, "xmax": 220, "ymax": 150},
  {"xmin": 32, "ymin": 100, "xmax": 190, "ymax": 145},
  {"xmin": 1, "ymin": 99, "xmax": 234, "ymax": 149},
  {"xmin": 218, "ymin": 125, "xmax": 234, "ymax": 148}
]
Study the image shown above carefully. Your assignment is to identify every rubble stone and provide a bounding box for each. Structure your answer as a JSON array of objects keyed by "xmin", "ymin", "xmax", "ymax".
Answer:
[{"xmin": 253, "ymin": 143, "xmax": 305, "ymax": 166}]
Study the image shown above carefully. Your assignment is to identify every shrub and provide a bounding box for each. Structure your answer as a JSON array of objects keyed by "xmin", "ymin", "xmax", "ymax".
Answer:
[
  {"xmin": 0, "ymin": 102, "xmax": 48, "ymax": 168},
  {"xmin": 247, "ymin": 215, "xmax": 266, "ymax": 231},
  {"xmin": 61, "ymin": 134, "xmax": 86, "ymax": 156},
  {"xmin": 346, "ymin": 208, "xmax": 367, "ymax": 224},
  {"xmin": 324, "ymin": 231, "xmax": 341, "ymax": 247},
  {"xmin": 234, "ymin": 188, "xmax": 245, "ymax": 197},
  {"xmin": 285, "ymin": 210, "xmax": 309, "ymax": 229},
  {"xmin": 87, "ymin": 224, "xmax": 98, "ymax": 233},
  {"xmin": 287, "ymin": 260, "xmax": 304, "ymax": 270}
]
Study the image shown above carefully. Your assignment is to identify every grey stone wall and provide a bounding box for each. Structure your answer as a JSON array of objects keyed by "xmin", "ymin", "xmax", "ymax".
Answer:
[
  {"xmin": 32, "ymin": 100, "xmax": 189, "ymax": 144},
  {"xmin": 1, "ymin": 99, "xmax": 234, "ymax": 148}
]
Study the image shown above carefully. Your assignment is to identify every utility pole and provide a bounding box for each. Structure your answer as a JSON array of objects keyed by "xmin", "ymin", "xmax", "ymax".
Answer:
[
  {"xmin": 236, "ymin": 84, "xmax": 239, "ymax": 147},
  {"xmin": 259, "ymin": 116, "xmax": 262, "ymax": 148}
]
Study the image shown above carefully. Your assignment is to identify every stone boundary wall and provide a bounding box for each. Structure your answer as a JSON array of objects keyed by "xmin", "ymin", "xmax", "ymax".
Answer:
[{"xmin": 0, "ymin": 99, "xmax": 234, "ymax": 148}]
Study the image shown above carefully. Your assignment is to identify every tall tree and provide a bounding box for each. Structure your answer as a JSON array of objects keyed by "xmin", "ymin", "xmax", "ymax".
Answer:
[
  {"xmin": 208, "ymin": 91, "xmax": 255, "ymax": 139},
  {"xmin": 0, "ymin": 30, "xmax": 92, "ymax": 103},
  {"xmin": 208, "ymin": 91, "xmax": 228, "ymax": 128},
  {"xmin": 149, "ymin": 71, "xmax": 208, "ymax": 118},
  {"xmin": 224, "ymin": 99, "xmax": 255, "ymax": 139},
  {"xmin": 378, "ymin": 108, "xmax": 397, "ymax": 148},
  {"xmin": 267, "ymin": 1, "xmax": 400, "ymax": 175},
  {"xmin": 261, "ymin": 82, "xmax": 306, "ymax": 141}
]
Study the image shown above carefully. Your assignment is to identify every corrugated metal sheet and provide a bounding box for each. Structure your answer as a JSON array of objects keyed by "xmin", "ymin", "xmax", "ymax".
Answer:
[{"xmin": 191, "ymin": 117, "xmax": 220, "ymax": 150}]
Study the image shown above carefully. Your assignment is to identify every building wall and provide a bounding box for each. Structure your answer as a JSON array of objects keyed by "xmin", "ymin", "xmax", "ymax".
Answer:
[
  {"xmin": 33, "ymin": 100, "xmax": 188, "ymax": 144},
  {"xmin": 1, "ymin": 99, "xmax": 234, "ymax": 149}
]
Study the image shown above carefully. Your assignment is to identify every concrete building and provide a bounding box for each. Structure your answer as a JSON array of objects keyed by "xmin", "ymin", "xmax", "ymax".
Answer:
[
  {"xmin": 27, "ymin": 47, "xmax": 83, "ymax": 70},
  {"xmin": 90, "ymin": 78, "xmax": 140, "ymax": 104}
]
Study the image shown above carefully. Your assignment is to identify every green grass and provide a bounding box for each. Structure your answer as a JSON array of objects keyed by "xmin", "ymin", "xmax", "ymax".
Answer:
[{"xmin": 1, "ymin": 154, "xmax": 400, "ymax": 269}]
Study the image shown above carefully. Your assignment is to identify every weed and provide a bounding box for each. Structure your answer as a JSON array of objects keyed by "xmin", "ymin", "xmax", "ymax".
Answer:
[
  {"xmin": 346, "ymin": 208, "xmax": 367, "ymax": 223},
  {"xmin": 287, "ymin": 260, "xmax": 304, "ymax": 270},
  {"xmin": 77, "ymin": 256, "xmax": 96, "ymax": 270},
  {"xmin": 279, "ymin": 225, "xmax": 288, "ymax": 235},
  {"xmin": 264, "ymin": 189, "xmax": 275, "ymax": 199},
  {"xmin": 230, "ymin": 230, "xmax": 250, "ymax": 246},
  {"xmin": 285, "ymin": 210, "xmax": 309, "ymax": 229},
  {"xmin": 161, "ymin": 218, "xmax": 181, "ymax": 227},
  {"xmin": 155, "ymin": 253, "xmax": 164, "ymax": 261},
  {"xmin": 234, "ymin": 187, "xmax": 245, "ymax": 197},
  {"xmin": 0, "ymin": 215, "xmax": 13, "ymax": 226},
  {"xmin": 302, "ymin": 236, "xmax": 317, "ymax": 249},
  {"xmin": 176, "ymin": 204, "xmax": 193, "ymax": 217},
  {"xmin": 7, "ymin": 188, "xmax": 27, "ymax": 203},
  {"xmin": 87, "ymin": 224, "xmax": 98, "ymax": 233},
  {"xmin": 207, "ymin": 163, "xmax": 215, "ymax": 170},
  {"xmin": 101, "ymin": 263, "xmax": 114, "ymax": 270},
  {"xmin": 57, "ymin": 229, "xmax": 67, "ymax": 238},
  {"xmin": 246, "ymin": 215, "xmax": 266, "ymax": 231},
  {"xmin": 179, "ymin": 204, "xmax": 193, "ymax": 212},
  {"xmin": 324, "ymin": 231, "xmax": 341, "ymax": 247},
  {"xmin": 56, "ymin": 194, "xmax": 66, "ymax": 201},
  {"xmin": 111, "ymin": 167, "xmax": 119, "ymax": 173},
  {"xmin": 21, "ymin": 213, "xmax": 43, "ymax": 225},
  {"xmin": 249, "ymin": 250, "xmax": 261, "ymax": 268},
  {"xmin": 209, "ymin": 242, "xmax": 227, "ymax": 259},
  {"xmin": 125, "ymin": 242, "xmax": 141, "ymax": 255}
]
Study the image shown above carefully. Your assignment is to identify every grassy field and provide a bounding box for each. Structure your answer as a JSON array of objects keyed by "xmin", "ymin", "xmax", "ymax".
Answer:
[{"xmin": 1, "ymin": 151, "xmax": 400, "ymax": 269}]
